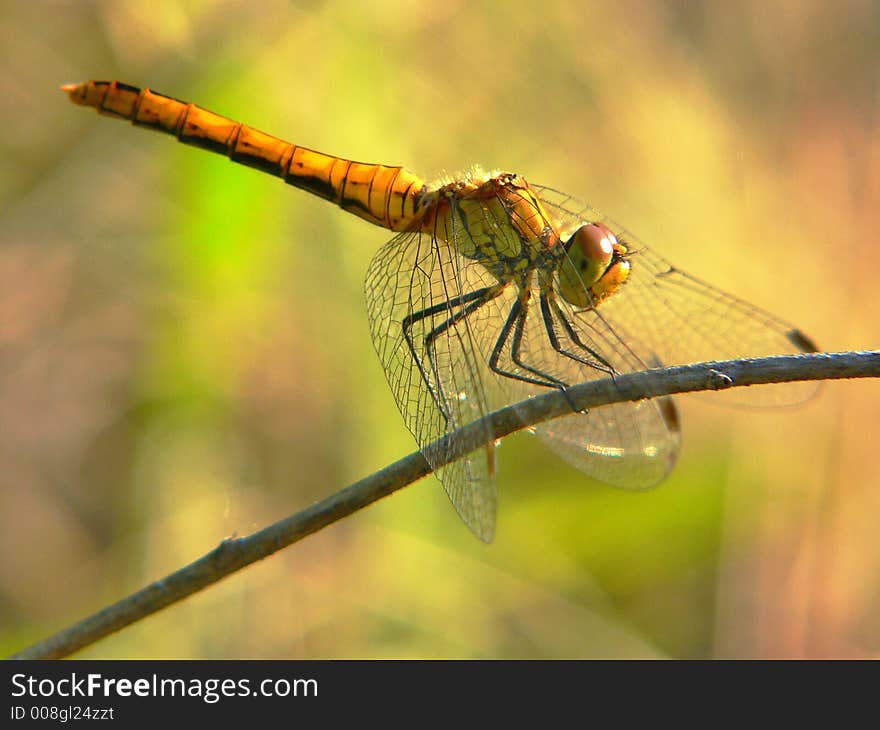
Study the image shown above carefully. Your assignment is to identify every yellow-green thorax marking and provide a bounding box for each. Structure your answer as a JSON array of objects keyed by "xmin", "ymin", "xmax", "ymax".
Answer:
[{"xmin": 419, "ymin": 170, "xmax": 631, "ymax": 307}]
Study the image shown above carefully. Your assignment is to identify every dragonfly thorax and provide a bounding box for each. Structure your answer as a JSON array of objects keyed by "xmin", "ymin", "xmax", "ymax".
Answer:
[
  {"xmin": 558, "ymin": 222, "xmax": 631, "ymax": 308},
  {"xmin": 429, "ymin": 173, "xmax": 563, "ymax": 283}
]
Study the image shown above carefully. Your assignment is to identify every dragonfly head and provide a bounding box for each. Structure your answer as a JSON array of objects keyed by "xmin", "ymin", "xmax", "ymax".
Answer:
[{"xmin": 559, "ymin": 222, "xmax": 631, "ymax": 308}]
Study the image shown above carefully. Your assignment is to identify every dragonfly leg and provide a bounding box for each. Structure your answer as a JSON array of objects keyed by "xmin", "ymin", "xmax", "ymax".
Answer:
[
  {"xmin": 543, "ymin": 294, "xmax": 616, "ymax": 375},
  {"xmin": 488, "ymin": 289, "xmax": 573, "ymax": 393},
  {"xmin": 404, "ymin": 285, "xmax": 505, "ymax": 425}
]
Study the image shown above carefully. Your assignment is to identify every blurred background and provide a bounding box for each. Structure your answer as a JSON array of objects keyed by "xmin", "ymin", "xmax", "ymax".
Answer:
[{"xmin": 1, "ymin": 0, "xmax": 878, "ymax": 659}]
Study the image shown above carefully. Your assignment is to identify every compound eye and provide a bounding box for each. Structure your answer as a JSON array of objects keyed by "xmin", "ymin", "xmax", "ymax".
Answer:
[
  {"xmin": 559, "ymin": 223, "xmax": 620, "ymax": 308},
  {"xmin": 570, "ymin": 223, "xmax": 617, "ymax": 269}
]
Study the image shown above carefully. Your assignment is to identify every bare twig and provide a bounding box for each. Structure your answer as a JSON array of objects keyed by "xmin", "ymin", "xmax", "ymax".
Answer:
[{"xmin": 9, "ymin": 350, "xmax": 879, "ymax": 659}]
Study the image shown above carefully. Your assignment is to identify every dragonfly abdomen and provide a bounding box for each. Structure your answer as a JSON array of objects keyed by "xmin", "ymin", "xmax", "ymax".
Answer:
[{"xmin": 62, "ymin": 80, "xmax": 426, "ymax": 231}]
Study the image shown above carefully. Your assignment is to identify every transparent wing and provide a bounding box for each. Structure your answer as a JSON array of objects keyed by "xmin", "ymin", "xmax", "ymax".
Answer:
[
  {"xmin": 533, "ymin": 184, "xmax": 820, "ymax": 407},
  {"xmin": 365, "ymin": 225, "xmax": 508, "ymax": 542},
  {"xmin": 365, "ymin": 179, "xmax": 817, "ymax": 526}
]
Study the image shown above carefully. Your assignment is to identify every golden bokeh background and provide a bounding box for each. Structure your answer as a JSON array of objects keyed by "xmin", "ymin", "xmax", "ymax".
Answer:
[{"xmin": 2, "ymin": 0, "xmax": 878, "ymax": 658}]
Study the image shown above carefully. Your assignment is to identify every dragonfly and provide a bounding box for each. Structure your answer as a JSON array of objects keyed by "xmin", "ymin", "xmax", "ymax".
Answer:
[{"xmin": 63, "ymin": 80, "xmax": 818, "ymax": 542}]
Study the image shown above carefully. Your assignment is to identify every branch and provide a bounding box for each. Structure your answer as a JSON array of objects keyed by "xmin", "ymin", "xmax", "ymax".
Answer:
[{"xmin": 10, "ymin": 350, "xmax": 879, "ymax": 659}]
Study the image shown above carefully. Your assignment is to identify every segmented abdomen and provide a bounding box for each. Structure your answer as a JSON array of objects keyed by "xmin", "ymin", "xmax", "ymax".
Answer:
[{"xmin": 63, "ymin": 80, "xmax": 426, "ymax": 231}]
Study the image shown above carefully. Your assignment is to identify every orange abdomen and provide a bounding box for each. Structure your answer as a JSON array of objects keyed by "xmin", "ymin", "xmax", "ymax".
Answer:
[{"xmin": 63, "ymin": 80, "xmax": 427, "ymax": 231}]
